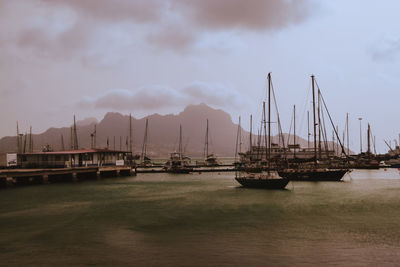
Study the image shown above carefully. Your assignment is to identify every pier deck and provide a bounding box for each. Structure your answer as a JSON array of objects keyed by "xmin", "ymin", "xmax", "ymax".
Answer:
[{"xmin": 0, "ymin": 166, "xmax": 135, "ymax": 187}]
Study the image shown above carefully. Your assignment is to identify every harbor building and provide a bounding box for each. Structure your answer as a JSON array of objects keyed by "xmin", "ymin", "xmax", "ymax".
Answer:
[{"xmin": 15, "ymin": 148, "xmax": 132, "ymax": 168}]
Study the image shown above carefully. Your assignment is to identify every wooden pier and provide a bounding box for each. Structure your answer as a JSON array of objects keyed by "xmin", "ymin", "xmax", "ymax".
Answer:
[{"xmin": 0, "ymin": 166, "xmax": 135, "ymax": 187}]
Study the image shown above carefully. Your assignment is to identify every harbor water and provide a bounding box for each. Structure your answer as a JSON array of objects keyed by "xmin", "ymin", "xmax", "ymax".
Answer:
[{"xmin": 1, "ymin": 169, "xmax": 400, "ymax": 266}]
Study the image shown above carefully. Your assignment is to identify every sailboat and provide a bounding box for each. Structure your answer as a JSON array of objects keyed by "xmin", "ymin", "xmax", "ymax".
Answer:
[
  {"xmin": 278, "ymin": 75, "xmax": 349, "ymax": 181},
  {"xmin": 203, "ymin": 119, "xmax": 220, "ymax": 166},
  {"xmin": 139, "ymin": 118, "xmax": 153, "ymax": 167},
  {"xmin": 235, "ymin": 73, "xmax": 289, "ymax": 189},
  {"xmin": 164, "ymin": 124, "xmax": 193, "ymax": 174}
]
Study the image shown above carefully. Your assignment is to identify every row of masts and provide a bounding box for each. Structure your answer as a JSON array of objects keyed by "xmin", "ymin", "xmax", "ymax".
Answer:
[
  {"xmin": 237, "ymin": 74, "xmax": 354, "ymax": 163},
  {"xmin": 241, "ymin": 78, "xmax": 386, "ymax": 162},
  {"xmin": 16, "ymin": 122, "xmax": 33, "ymax": 154}
]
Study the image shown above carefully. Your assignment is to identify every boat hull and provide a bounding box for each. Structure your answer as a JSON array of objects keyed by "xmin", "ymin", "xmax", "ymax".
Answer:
[
  {"xmin": 278, "ymin": 169, "xmax": 347, "ymax": 181},
  {"xmin": 235, "ymin": 177, "xmax": 289, "ymax": 189}
]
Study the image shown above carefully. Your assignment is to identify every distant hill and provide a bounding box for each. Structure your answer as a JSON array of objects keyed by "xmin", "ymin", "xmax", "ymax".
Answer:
[{"xmin": 0, "ymin": 103, "xmax": 352, "ymax": 157}]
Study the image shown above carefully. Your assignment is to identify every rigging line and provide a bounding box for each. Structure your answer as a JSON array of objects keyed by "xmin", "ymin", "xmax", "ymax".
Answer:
[
  {"xmin": 298, "ymin": 78, "xmax": 313, "ymax": 140},
  {"xmin": 286, "ymin": 110, "xmax": 294, "ymax": 147},
  {"xmin": 316, "ymin": 81, "xmax": 348, "ymax": 158},
  {"xmin": 271, "ymin": 78, "xmax": 288, "ymax": 162},
  {"xmin": 320, "ymin": 105, "xmax": 329, "ymax": 153},
  {"xmin": 271, "ymin": 80, "xmax": 286, "ymax": 149}
]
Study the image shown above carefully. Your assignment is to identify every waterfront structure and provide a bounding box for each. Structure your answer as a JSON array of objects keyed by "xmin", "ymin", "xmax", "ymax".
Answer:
[{"xmin": 16, "ymin": 148, "xmax": 132, "ymax": 168}]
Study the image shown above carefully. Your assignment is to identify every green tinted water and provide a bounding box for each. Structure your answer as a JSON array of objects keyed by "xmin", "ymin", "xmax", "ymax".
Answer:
[{"xmin": 1, "ymin": 169, "xmax": 400, "ymax": 266}]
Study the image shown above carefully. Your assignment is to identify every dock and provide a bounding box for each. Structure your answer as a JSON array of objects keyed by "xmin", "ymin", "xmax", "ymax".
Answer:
[
  {"xmin": 0, "ymin": 164, "xmax": 237, "ymax": 188},
  {"xmin": 0, "ymin": 166, "xmax": 135, "ymax": 187}
]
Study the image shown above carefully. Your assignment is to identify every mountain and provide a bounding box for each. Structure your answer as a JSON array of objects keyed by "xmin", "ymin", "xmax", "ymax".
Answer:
[
  {"xmin": 0, "ymin": 103, "xmax": 352, "ymax": 157},
  {"xmin": 0, "ymin": 104, "xmax": 245, "ymax": 157}
]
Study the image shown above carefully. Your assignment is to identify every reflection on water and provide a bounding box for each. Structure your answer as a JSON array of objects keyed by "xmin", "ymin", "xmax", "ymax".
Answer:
[{"xmin": 1, "ymin": 169, "xmax": 400, "ymax": 266}]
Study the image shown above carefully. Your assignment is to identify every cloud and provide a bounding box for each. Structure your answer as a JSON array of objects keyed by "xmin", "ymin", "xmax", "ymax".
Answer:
[
  {"xmin": 370, "ymin": 38, "xmax": 400, "ymax": 62},
  {"xmin": 39, "ymin": 0, "xmax": 166, "ymax": 23},
  {"xmin": 173, "ymin": 0, "xmax": 313, "ymax": 31},
  {"xmin": 24, "ymin": 0, "xmax": 314, "ymax": 54},
  {"xmin": 77, "ymin": 82, "xmax": 249, "ymax": 112},
  {"xmin": 182, "ymin": 81, "xmax": 245, "ymax": 107},
  {"xmin": 147, "ymin": 24, "xmax": 196, "ymax": 51},
  {"xmin": 77, "ymin": 86, "xmax": 186, "ymax": 111}
]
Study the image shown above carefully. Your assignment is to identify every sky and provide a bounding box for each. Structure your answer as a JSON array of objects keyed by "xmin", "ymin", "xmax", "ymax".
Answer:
[{"xmin": 1, "ymin": 0, "xmax": 400, "ymax": 153}]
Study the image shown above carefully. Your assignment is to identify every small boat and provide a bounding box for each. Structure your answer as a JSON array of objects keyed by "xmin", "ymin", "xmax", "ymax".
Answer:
[
  {"xmin": 203, "ymin": 119, "xmax": 221, "ymax": 166},
  {"xmin": 164, "ymin": 125, "xmax": 193, "ymax": 174},
  {"xmin": 139, "ymin": 118, "xmax": 153, "ymax": 167},
  {"xmin": 235, "ymin": 171, "xmax": 289, "ymax": 189}
]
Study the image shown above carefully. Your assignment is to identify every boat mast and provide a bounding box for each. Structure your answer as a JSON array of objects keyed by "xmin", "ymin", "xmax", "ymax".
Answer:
[
  {"xmin": 179, "ymin": 124, "xmax": 183, "ymax": 160},
  {"xmin": 94, "ymin": 124, "xmax": 96, "ymax": 149},
  {"xmin": 346, "ymin": 113, "xmax": 349, "ymax": 155},
  {"xmin": 73, "ymin": 115, "xmax": 78, "ymax": 150},
  {"xmin": 263, "ymin": 101, "xmax": 267, "ymax": 162},
  {"xmin": 234, "ymin": 117, "xmax": 240, "ymax": 163},
  {"xmin": 336, "ymin": 125, "xmax": 339, "ymax": 156},
  {"xmin": 367, "ymin": 123, "xmax": 371, "ymax": 154},
  {"xmin": 332, "ymin": 129, "xmax": 335, "ymax": 155},
  {"xmin": 141, "ymin": 118, "xmax": 149, "ymax": 163},
  {"xmin": 129, "ymin": 114, "xmax": 133, "ymax": 154},
  {"xmin": 204, "ymin": 119, "xmax": 209, "ymax": 158},
  {"xmin": 249, "ymin": 114, "xmax": 253, "ymax": 152},
  {"xmin": 307, "ymin": 111, "xmax": 310, "ymax": 149},
  {"xmin": 29, "ymin": 126, "xmax": 33, "ymax": 153},
  {"xmin": 61, "ymin": 134, "xmax": 65, "ymax": 151},
  {"xmin": 16, "ymin": 122, "xmax": 20, "ymax": 153},
  {"xmin": 23, "ymin": 132, "xmax": 27, "ymax": 153},
  {"xmin": 267, "ymin": 72, "xmax": 272, "ymax": 169},
  {"xmin": 70, "ymin": 127, "xmax": 73, "ymax": 150},
  {"xmin": 293, "ymin": 105, "xmax": 296, "ymax": 159},
  {"xmin": 239, "ymin": 117, "xmax": 242, "ymax": 154},
  {"xmin": 317, "ymin": 90, "xmax": 322, "ymax": 160},
  {"xmin": 311, "ymin": 75, "xmax": 317, "ymax": 164}
]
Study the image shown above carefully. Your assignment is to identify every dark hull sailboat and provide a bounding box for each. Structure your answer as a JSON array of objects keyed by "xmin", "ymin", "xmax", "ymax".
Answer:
[
  {"xmin": 277, "ymin": 75, "xmax": 349, "ymax": 181},
  {"xmin": 278, "ymin": 168, "xmax": 347, "ymax": 181},
  {"xmin": 235, "ymin": 174, "xmax": 289, "ymax": 189},
  {"xmin": 234, "ymin": 73, "xmax": 289, "ymax": 190}
]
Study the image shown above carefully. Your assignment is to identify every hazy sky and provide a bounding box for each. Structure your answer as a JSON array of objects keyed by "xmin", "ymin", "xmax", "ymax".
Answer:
[{"xmin": 1, "ymin": 0, "xmax": 400, "ymax": 153}]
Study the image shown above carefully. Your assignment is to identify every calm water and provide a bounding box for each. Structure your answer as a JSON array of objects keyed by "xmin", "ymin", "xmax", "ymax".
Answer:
[{"xmin": 1, "ymin": 169, "xmax": 400, "ymax": 266}]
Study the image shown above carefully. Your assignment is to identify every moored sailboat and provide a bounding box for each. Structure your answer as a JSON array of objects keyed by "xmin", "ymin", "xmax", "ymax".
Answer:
[
  {"xmin": 235, "ymin": 73, "xmax": 289, "ymax": 189},
  {"xmin": 164, "ymin": 124, "xmax": 193, "ymax": 174},
  {"xmin": 278, "ymin": 75, "xmax": 349, "ymax": 181}
]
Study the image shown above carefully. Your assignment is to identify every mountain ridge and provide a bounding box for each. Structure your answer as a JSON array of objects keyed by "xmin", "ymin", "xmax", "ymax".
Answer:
[{"xmin": 0, "ymin": 103, "xmax": 350, "ymax": 157}]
